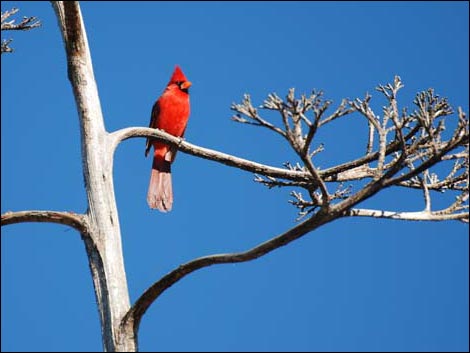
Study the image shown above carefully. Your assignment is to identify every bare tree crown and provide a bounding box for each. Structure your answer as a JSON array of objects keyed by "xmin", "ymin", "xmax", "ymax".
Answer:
[{"xmin": 232, "ymin": 76, "xmax": 468, "ymax": 222}]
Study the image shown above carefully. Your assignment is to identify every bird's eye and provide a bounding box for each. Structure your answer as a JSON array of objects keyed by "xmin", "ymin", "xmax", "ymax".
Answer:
[{"xmin": 175, "ymin": 81, "xmax": 184, "ymax": 87}]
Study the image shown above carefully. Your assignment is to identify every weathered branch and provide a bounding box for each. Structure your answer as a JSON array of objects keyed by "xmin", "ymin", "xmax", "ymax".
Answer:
[
  {"xmin": 110, "ymin": 127, "xmax": 311, "ymax": 182},
  {"xmin": 1, "ymin": 38, "xmax": 13, "ymax": 53},
  {"xmin": 386, "ymin": 134, "xmax": 467, "ymax": 187},
  {"xmin": 421, "ymin": 171, "xmax": 432, "ymax": 212},
  {"xmin": 321, "ymin": 124, "xmax": 421, "ymax": 179},
  {"xmin": 1, "ymin": 8, "xmax": 41, "ymax": 31},
  {"xmin": 301, "ymin": 155, "xmax": 330, "ymax": 205},
  {"xmin": 1, "ymin": 7, "xmax": 41, "ymax": 54},
  {"xmin": 345, "ymin": 208, "xmax": 468, "ymax": 223},
  {"xmin": 231, "ymin": 94, "xmax": 286, "ymax": 137},
  {"xmin": 1, "ymin": 210, "xmax": 88, "ymax": 233},
  {"xmin": 110, "ymin": 126, "xmax": 380, "ymax": 184}
]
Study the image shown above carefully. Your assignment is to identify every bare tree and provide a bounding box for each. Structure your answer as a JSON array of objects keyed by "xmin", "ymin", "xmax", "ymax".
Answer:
[
  {"xmin": 1, "ymin": 1, "xmax": 468, "ymax": 351},
  {"xmin": 1, "ymin": 7, "xmax": 41, "ymax": 54}
]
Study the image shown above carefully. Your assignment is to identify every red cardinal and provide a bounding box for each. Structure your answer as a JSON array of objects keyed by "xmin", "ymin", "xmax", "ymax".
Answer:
[{"xmin": 145, "ymin": 65, "xmax": 191, "ymax": 211}]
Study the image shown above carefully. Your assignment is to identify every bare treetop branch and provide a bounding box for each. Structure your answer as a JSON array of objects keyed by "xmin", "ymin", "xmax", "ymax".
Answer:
[
  {"xmin": 1, "ymin": 8, "xmax": 41, "ymax": 31},
  {"xmin": 1, "ymin": 7, "xmax": 41, "ymax": 54}
]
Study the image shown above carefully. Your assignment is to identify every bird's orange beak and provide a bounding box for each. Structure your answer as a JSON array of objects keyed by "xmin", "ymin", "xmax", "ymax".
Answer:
[{"xmin": 181, "ymin": 81, "xmax": 192, "ymax": 89}]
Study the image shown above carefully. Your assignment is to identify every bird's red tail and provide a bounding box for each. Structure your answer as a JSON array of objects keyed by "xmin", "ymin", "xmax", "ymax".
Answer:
[{"xmin": 147, "ymin": 158, "xmax": 173, "ymax": 212}]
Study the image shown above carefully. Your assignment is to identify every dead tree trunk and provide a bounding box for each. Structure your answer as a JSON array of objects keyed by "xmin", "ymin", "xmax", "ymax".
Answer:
[{"xmin": 51, "ymin": 2, "xmax": 136, "ymax": 351}]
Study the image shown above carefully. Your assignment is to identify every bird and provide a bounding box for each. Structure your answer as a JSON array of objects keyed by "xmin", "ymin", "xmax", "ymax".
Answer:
[{"xmin": 145, "ymin": 65, "xmax": 191, "ymax": 212}]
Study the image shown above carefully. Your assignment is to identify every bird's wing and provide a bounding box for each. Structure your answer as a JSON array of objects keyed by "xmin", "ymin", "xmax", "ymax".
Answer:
[{"xmin": 145, "ymin": 100, "xmax": 160, "ymax": 157}]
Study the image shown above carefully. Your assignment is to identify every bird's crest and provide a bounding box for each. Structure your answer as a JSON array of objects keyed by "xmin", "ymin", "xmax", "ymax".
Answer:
[{"xmin": 168, "ymin": 65, "xmax": 188, "ymax": 84}]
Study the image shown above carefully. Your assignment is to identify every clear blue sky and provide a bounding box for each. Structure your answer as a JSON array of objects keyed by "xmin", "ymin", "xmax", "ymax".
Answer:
[{"xmin": 1, "ymin": 1, "xmax": 468, "ymax": 352}]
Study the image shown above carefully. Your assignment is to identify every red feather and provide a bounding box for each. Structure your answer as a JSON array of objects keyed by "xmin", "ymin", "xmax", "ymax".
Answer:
[{"xmin": 145, "ymin": 65, "xmax": 191, "ymax": 211}]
